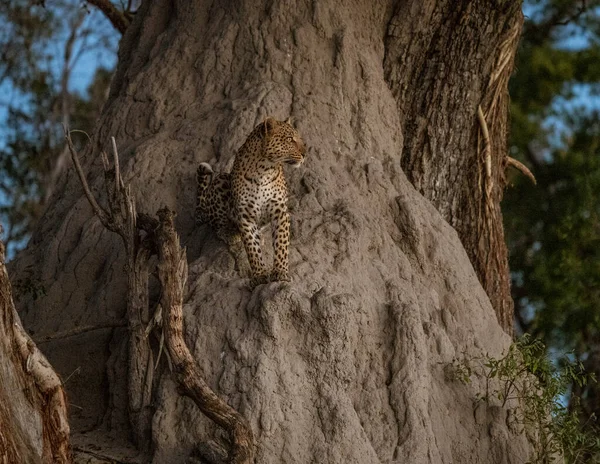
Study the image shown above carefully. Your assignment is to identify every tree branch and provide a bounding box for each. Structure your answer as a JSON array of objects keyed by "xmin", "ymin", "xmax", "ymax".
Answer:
[
  {"xmin": 506, "ymin": 157, "xmax": 537, "ymax": 185},
  {"xmin": 34, "ymin": 320, "xmax": 127, "ymax": 344},
  {"xmin": 525, "ymin": 0, "xmax": 588, "ymax": 44},
  {"xmin": 156, "ymin": 208, "xmax": 255, "ymax": 464},
  {"xmin": 65, "ymin": 129, "xmax": 111, "ymax": 226},
  {"xmin": 0, "ymin": 239, "xmax": 72, "ymax": 463},
  {"xmin": 69, "ymin": 137, "xmax": 255, "ymax": 461},
  {"xmin": 85, "ymin": 0, "xmax": 130, "ymax": 34}
]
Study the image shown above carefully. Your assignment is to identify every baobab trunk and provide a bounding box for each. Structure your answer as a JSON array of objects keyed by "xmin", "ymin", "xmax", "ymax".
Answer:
[{"xmin": 11, "ymin": 0, "xmax": 528, "ymax": 462}]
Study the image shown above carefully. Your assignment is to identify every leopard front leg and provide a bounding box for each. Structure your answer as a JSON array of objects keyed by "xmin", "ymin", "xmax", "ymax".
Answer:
[
  {"xmin": 270, "ymin": 208, "xmax": 291, "ymax": 282},
  {"xmin": 238, "ymin": 218, "xmax": 269, "ymax": 286}
]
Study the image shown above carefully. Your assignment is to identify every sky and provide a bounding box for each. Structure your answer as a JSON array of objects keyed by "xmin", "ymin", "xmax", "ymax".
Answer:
[{"xmin": 0, "ymin": 1, "xmax": 118, "ymax": 257}]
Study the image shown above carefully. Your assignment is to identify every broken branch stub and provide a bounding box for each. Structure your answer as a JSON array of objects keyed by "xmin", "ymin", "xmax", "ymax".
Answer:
[{"xmin": 506, "ymin": 156, "xmax": 537, "ymax": 185}]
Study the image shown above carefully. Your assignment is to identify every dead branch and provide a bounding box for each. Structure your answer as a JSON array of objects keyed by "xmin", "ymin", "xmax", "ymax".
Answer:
[
  {"xmin": 65, "ymin": 129, "xmax": 110, "ymax": 225},
  {"xmin": 155, "ymin": 208, "xmax": 255, "ymax": 464},
  {"xmin": 506, "ymin": 157, "xmax": 537, "ymax": 185},
  {"xmin": 66, "ymin": 130, "xmax": 154, "ymax": 450},
  {"xmin": 477, "ymin": 105, "xmax": 493, "ymax": 201},
  {"xmin": 0, "ymin": 239, "xmax": 71, "ymax": 463},
  {"xmin": 68, "ymin": 135, "xmax": 255, "ymax": 461},
  {"xmin": 34, "ymin": 320, "xmax": 128, "ymax": 344},
  {"xmin": 72, "ymin": 446, "xmax": 134, "ymax": 464},
  {"xmin": 85, "ymin": 0, "xmax": 130, "ymax": 34}
]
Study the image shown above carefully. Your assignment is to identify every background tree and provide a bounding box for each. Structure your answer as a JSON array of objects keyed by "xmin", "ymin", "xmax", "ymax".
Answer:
[
  {"xmin": 504, "ymin": 0, "xmax": 600, "ymax": 435},
  {"xmin": 0, "ymin": 0, "xmax": 119, "ymax": 255}
]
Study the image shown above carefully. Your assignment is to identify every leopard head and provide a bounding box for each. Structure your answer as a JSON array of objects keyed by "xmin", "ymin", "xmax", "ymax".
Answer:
[{"xmin": 262, "ymin": 117, "xmax": 306, "ymax": 167}]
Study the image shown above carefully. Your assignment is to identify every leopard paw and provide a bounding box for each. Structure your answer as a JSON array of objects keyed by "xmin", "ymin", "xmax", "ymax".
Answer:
[
  {"xmin": 249, "ymin": 273, "xmax": 270, "ymax": 288},
  {"xmin": 269, "ymin": 269, "xmax": 290, "ymax": 282},
  {"xmin": 216, "ymin": 227, "xmax": 241, "ymax": 246}
]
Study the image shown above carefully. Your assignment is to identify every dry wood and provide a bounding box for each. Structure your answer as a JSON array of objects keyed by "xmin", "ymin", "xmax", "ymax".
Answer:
[
  {"xmin": 477, "ymin": 105, "xmax": 492, "ymax": 185},
  {"xmin": 85, "ymin": 0, "xmax": 130, "ymax": 34},
  {"xmin": 66, "ymin": 130, "xmax": 154, "ymax": 449},
  {"xmin": 506, "ymin": 156, "xmax": 537, "ymax": 185},
  {"xmin": 65, "ymin": 130, "xmax": 109, "ymax": 225},
  {"xmin": 34, "ymin": 320, "xmax": 128, "ymax": 344},
  {"xmin": 0, "ymin": 238, "xmax": 71, "ymax": 463},
  {"xmin": 155, "ymin": 208, "xmax": 255, "ymax": 464},
  {"xmin": 67, "ymin": 133, "xmax": 255, "ymax": 462}
]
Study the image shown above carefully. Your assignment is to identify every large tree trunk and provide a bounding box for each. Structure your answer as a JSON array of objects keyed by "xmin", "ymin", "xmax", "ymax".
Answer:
[
  {"xmin": 11, "ymin": 0, "xmax": 528, "ymax": 462},
  {"xmin": 384, "ymin": 0, "xmax": 522, "ymax": 333}
]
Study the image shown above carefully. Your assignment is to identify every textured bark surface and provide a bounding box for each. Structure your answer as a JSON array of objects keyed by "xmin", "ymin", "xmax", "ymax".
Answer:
[
  {"xmin": 11, "ymin": 0, "xmax": 528, "ymax": 462},
  {"xmin": 0, "ymin": 239, "xmax": 71, "ymax": 463},
  {"xmin": 384, "ymin": 0, "xmax": 522, "ymax": 332}
]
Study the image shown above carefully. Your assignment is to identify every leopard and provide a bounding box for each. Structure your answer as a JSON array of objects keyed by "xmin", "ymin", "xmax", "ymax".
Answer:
[{"xmin": 196, "ymin": 117, "xmax": 306, "ymax": 287}]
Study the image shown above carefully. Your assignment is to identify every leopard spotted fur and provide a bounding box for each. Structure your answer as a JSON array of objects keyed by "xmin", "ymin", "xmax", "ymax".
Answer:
[{"xmin": 196, "ymin": 117, "xmax": 306, "ymax": 286}]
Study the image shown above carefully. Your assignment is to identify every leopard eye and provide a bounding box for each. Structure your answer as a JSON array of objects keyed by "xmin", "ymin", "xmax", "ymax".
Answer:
[{"xmin": 286, "ymin": 136, "xmax": 293, "ymax": 143}]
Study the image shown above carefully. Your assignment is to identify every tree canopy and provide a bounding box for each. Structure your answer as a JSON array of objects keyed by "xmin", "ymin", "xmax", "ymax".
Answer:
[
  {"xmin": 504, "ymin": 0, "xmax": 600, "ymax": 427},
  {"xmin": 0, "ymin": 0, "xmax": 117, "ymax": 255}
]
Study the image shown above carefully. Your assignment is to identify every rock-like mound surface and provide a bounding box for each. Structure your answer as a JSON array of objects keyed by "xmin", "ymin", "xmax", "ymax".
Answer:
[{"xmin": 11, "ymin": 1, "xmax": 530, "ymax": 462}]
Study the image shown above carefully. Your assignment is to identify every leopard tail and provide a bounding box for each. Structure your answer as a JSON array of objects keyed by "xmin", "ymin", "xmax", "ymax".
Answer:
[{"xmin": 196, "ymin": 162, "xmax": 214, "ymax": 194}]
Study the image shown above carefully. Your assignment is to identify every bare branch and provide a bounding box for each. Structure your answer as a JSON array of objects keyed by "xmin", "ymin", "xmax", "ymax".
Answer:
[
  {"xmin": 34, "ymin": 320, "xmax": 127, "ymax": 344},
  {"xmin": 111, "ymin": 136, "xmax": 123, "ymax": 191},
  {"xmin": 65, "ymin": 128, "xmax": 111, "ymax": 225},
  {"xmin": 85, "ymin": 0, "xmax": 130, "ymax": 34},
  {"xmin": 553, "ymin": 0, "xmax": 587, "ymax": 26},
  {"xmin": 156, "ymin": 208, "xmax": 255, "ymax": 464},
  {"xmin": 477, "ymin": 105, "xmax": 492, "ymax": 181},
  {"xmin": 525, "ymin": 0, "xmax": 588, "ymax": 43},
  {"xmin": 506, "ymin": 157, "xmax": 537, "ymax": 185}
]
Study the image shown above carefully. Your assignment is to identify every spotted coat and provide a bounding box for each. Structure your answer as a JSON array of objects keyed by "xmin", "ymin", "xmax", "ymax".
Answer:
[{"xmin": 196, "ymin": 117, "xmax": 306, "ymax": 286}]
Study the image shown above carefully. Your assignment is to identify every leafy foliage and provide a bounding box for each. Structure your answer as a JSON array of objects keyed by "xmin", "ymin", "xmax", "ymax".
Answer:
[
  {"xmin": 504, "ymin": 0, "xmax": 600, "ymax": 437},
  {"xmin": 0, "ymin": 0, "xmax": 118, "ymax": 255},
  {"xmin": 448, "ymin": 336, "xmax": 600, "ymax": 463}
]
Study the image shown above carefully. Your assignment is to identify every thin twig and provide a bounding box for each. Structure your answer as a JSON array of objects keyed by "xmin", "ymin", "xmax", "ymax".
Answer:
[
  {"xmin": 63, "ymin": 366, "xmax": 81, "ymax": 385},
  {"xmin": 65, "ymin": 128, "xmax": 110, "ymax": 225},
  {"xmin": 506, "ymin": 157, "xmax": 537, "ymax": 185},
  {"xmin": 44, "ymin": 11, "xmax": 87, "ymax": 204},
  {"xmin": 34, "ymin": 320, "xmax": 128, "ymax": 344},
  {"xmin": 477, "ymin": 105, "xmax": 492, "ymax": 180},
  {"xmin": 72, "ymin": 447, "xmax": 135, "ymax": 464},
  {"xmin": 554, "ymin": 0, "xmax": 587, "ymax": 26},
  {"xmin": 111, "ymin": 136, "xmax": 122, "ymax": 191}
]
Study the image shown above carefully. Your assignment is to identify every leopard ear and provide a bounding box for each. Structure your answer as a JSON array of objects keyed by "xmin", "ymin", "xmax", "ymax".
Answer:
[
  {"xmin": 263, "ymin": 117, "xmax": 277, "ymax": 136},
  {"xmin": 284, "ymin": 116, "xmax": 294, "ymax": 125}
]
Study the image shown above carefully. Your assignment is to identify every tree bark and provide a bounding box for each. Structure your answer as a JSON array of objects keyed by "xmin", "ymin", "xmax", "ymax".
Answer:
[
  {"xmin": 384, "ymin": 0, "xmax": 523, "ymax": 333},
  {"xmin": 0, "ymin": 238, "xmax": 71, "ymax": 463},
  {"xmin": 11, "ymin": 0, "xmax": 529, "ymax": 462}
]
